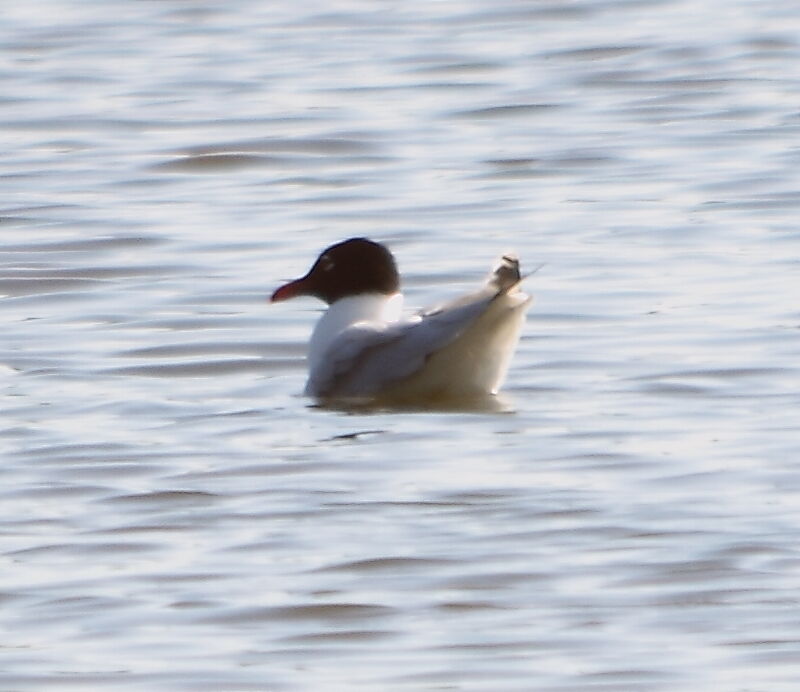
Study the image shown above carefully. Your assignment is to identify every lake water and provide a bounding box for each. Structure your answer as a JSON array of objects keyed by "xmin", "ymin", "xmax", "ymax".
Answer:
[{"xmin": 2, "ymin": 0, "xmax": 800, "ymax": 690}]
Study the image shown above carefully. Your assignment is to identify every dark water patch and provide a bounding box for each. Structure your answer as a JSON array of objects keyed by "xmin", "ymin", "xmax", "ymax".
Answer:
[
  {"xmin": 61, "ymin": 541, "xmax": 161, "ymax": 556},
  {"xmin": 403, "ymin": 59, "xmax": 503, "ymax": 76},
  {"xmin": 543, "ymin": 44, "xmax": 646, "ymax": 61},
  {"xmin": 106, "ymin": 358, "xmax": 286, "ymax": 377},
  {"xmin": 698, "ymin": 193, "xmax": 800, "ymax": 212},
  {"xmin": 391, "ymin": 79, "xmax": 494, "ymax": 92},
  {"xmin": 629, "ymin": 367, "xmax": 792, "ymax": 392},
  {"xmin": 2, "ymin": 235, "xmax": 162, "ymax": 253},
  {"xmin": 435, "ymin": 489, "xmax": 524, "ymax": 504},
  {"xmin": 0, "ymin": 673, "xmax": 147, "ymax": 690},
  {"xmin": 266, "ymin": 175, "xmax": 359, "ymax": 188},
  {"xmin": 548, "ymin": 151, "xmax": 618, "ymax": 168},
  {"xmin": 436, "ymin": 639, "xmax": 551, "ymax": 653},
  {"xmin": 6, "ymin": 541, "xmax": 158, "ymax": 559},
  {"xmin": 711, "ymin": 542, "xmax": 794, "ymax": 561},
  {"xmin": 317, "ymin": 556, "xmax": 459, "ymax": 573},
  {"xmin": 0, "ymin": 116, "xmax": 152, "ymax": 133},
  {"xmin": 578, "ymin": 668, "xmax": 675, "ymax": 683},
  {"xmin": 0, "ymin": 518, "xmax": 65, "ymax": 535},
  {"xmin": 325, "ymin": 499, "xmax": 476, "ymax": 512},
  {"xmin": 0, "ymin": 214, "xmax": 48, "ymax": 228},
  {"xmin": 181, "ymin": 136, "xmax": 378, "ymax": 156},
  {"xmin": 144, "ymin": 571, "xmax": 230, "ymax": 584},
  {"xmin": 89, "ymin": 523, "xmax": 196, "ymax": 537},
  {"xmin": 281, "ymin": 629, "xmax": 395, "ymax": 643},
  {"xmin": 479, "ymin": 167, "xmax": 553, "ymax": 181},
  {"xmin": 17, "ymin": 442, "xmax": 157, "ymax": 462},
  {"xmin": 0, "ymin": 591, "xmax": 25, "ymax": 606},
  {"xmin": 614, "ymin": 558, "xmax": 746, "ymax": 588},
  {"xmin": 725, "ymin": 637, "xmax": 800, "ymax": 649},
  {"xmin": 169, "ymin": 599, "xmax": 218, "ymax": 611},
  {"xmin": 651, "ymin": 588, "xmax": 767, "ymax": 608},
  {"xmin": 485, "ymin": 157, "xmax": 542, "ymax": 168},
  {"xmin": 453, "ymin": 3, "xmax": 596, "ymax": 24},
  {"xmin": 439, "ymin": 571, "xmax": 546, "ymax": 591},
  {"xmin": 202, "ymin": 602, "xmax": 394, "ymax": 625},
  {"xmin": 0, "ymin": 277, "xmax": 106, "ymax": 296},
  {"xmin": 0, "ymin": 425, "xmax": 35, "ymax": 439},
  {"xmin": 4, "ymin": 484, "xmax": 111, "ymax": 501},
  {"xmin": 695, "ymin": 174, "xmax": 786, "ymax": 194},
  {"xmin": 101, "ymin": 490, "xmax": 220, "ymax": 507},
  {"xmin": 744, "ymin": 35, "xmax": 798, "ymax": 51},
  {"xmin": 636, "ymin": 381, "xmax": 712, "ymax": 397},
  {"xmin": 452, "ymin": 103, "xmax": 561, "ymax": 119},
  {"xmin": 534, "ymin": 311, "xmax": 612, "ymax": 323},
  {"xmin": 321, "ymin": 429, "xmax": 386, "ymax": 442},
  {"xmin": 480, "ymin": 151, "xmax": 616, "ymax": 178},
  {"xmin": 615, "ymin": 103, "xmax": 699, "ymax": 123},
  {"xmin": 175, "ymin": 290, "xmax": 277, "ymax": 307},
  {"xmin": 118, "ymin": 342, "xmax": 299, "ymax": 359},
  {"xmin": 651, "ymin": 471, "xmax": 735, "ymax": 489},
  {"xmin": 51, "ymin": 463, "xmax": 163, "ymax": 480},
  {"xmin": 0, "ymin": 265, "xmax": 187, "ymax": 280},
  {"xmin": 435, "ymin": 600, "xmax": 509, "ymax": 612},
  {"xmin": 177, "ymin": 461, "xmax": 338, "ymax": 482},
  {"xmin": 151, "ymin": 153, "xmax": 295, "ymax": 173},
  {"xmin": 386, "ymin": 667, "xmax": 538, "ymax": 688},
  {"xmin": 315, "ymin": 395, "xmax": 512, "ymax": 415},
  {"xmin": 581, "ymin": 71, "xmax": 742, "ymax": 92},
  {"xmin": 114, "ymin": 316, "xmax": 259, "ymax": 331}
]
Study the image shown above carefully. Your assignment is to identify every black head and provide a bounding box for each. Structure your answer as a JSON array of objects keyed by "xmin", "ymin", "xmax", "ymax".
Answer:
[{"xmin": 271, "ymin": 237, "xmax": 400, "ymax": 305}]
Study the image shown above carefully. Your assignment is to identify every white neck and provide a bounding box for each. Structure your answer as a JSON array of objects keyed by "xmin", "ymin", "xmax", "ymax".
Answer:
[{"xmin": 308, "ymin": 292, "xmax": 403, "ymax": 371}]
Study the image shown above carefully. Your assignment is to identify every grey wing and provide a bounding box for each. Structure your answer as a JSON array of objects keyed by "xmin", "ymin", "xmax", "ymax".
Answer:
[{"xmin": 307, "ymin": 291, "xmax": 495, "ymax": 398}]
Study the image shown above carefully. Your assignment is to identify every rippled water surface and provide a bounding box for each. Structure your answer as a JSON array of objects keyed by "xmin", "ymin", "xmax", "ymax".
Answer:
[{"xmin": 3, "ymin": 1, "xmax": 800, "ymax": 690}]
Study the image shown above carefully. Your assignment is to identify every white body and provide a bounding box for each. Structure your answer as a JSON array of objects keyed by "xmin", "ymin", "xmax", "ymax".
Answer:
[
  {"xmin": 304, "ymin": 281, "xmax": 531, "ymax": 402},
  {"xmin": 308, "ymin": 293, "xmax": 403, "ymax": 375}
]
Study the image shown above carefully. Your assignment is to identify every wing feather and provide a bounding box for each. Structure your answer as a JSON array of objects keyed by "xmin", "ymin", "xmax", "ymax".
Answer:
[
  {"xmin": 306, "ymin": 290, "xmax": 495, "ymax": 397},
  {"xmin": 305, "ymin": 253, "xmax": 528, "ymax": 399}
]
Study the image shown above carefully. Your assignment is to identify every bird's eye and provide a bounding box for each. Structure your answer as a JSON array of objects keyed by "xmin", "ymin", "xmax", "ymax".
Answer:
[{"xmin": 320, "ymin": 255, "xmax": 334, "ymax": 272}]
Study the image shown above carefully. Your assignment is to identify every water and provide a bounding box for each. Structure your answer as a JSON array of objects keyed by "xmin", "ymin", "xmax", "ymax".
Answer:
[{"xmin": 3, "ymin": 0, "xmax": 800, "ymax": 690}]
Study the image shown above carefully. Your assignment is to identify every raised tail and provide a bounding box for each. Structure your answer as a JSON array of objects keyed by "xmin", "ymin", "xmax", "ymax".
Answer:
[
  {"xmin": 488, "ymin": 254, "xmax": 543, "ymax": 295},
  {"xmin": 489, "ymin": 254, "xmax": 522, "ymax": 293}
]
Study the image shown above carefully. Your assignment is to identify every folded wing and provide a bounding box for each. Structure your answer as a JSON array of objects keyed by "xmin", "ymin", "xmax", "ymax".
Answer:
[{"xmin": 306, "ymin": 254, "xmax": 528, "ymax": 399}]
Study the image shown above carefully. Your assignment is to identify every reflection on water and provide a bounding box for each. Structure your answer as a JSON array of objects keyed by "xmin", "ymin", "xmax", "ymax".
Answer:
[
  {"xmin": 2, "ymin": 0, "xmax": 800, "ymax": 690},
  {"xmin": 314, "ymin": 393, "xmax": 517, "ymax": 415}
]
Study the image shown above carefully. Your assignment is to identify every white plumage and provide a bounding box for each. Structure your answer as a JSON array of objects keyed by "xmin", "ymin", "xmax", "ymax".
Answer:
[{"xmin": 271, "ymin": 238, "xmax": 532, "ymax": 403}]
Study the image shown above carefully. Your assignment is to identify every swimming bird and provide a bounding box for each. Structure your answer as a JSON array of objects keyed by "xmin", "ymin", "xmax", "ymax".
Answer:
[{"xmin": 271, "ymin": 237, "xmax": 531, "ymax": 402}]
